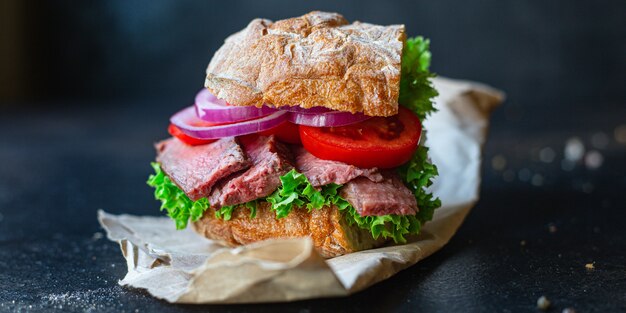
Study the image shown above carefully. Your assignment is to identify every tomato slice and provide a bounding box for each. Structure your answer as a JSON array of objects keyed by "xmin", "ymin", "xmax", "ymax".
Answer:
[
  {"xmin": 259, "ymin": 121, "xmax": 302, "ymax": 145},
  {"xmin": 299, "ymin": 107, "xmax": 422, "ymax": 168},
  {"xmin": 168, "ymin": 124, "xmax": 216, "ymax": 146}
]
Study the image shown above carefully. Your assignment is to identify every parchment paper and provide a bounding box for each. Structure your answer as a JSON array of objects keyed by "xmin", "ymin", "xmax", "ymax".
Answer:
[{"xmin": 98, "ymin": 77, "xmax": 504, "ymax": 303}]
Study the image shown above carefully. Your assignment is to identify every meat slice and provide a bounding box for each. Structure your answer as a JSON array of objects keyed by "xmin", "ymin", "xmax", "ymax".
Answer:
[
  {"xmin": 293, "ymin": 147, "xmax": 383, "ymax": 187},
  {"xmin": 340, "ymin": 172, "xmax": 418, "ymax": 216},
  {"xmin": 156, "ymin": 137, "xmax": 250, "ymax": 201},
  {"xmin": 209, "ymin": 135, "xmax": 294, "ymax": 208}
]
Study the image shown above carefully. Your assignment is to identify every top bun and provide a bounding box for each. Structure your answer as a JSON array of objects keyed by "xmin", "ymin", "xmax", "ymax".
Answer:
[{"xmin": 205, "ymin": 11, "xmax": 405, "ymax": 117}]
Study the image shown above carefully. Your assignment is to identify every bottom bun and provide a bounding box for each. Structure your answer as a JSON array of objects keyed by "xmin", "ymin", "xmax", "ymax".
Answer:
[{"xmin": 193, "ymin": 201, "xmax": 387, "ymax": 258}]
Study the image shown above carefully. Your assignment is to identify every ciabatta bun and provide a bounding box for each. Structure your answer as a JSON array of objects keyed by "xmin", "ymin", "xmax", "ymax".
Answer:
[
  {"xmin": 205, "ymin": 11, "xmax": 405, "ymax": 117},
  {"xmin": 193, "ymin": 201, "xmax": 386, "ymax": 258}
]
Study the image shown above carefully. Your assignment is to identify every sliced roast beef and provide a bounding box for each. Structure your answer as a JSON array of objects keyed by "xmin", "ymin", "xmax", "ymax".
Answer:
[
  {"xmin": 209, "ymin": 135, "xmax": 294, "ymax": 207},
  {"xmin": 293, "ymin": 147, "xmax": 383, "ymax": 187},
  {"xmin": 156, "ymin": 137, "xmax": 250, "ymax": 201},
  {"xmin": 340, "ymin": 172, "xmax": 418, "ymax": 216}
]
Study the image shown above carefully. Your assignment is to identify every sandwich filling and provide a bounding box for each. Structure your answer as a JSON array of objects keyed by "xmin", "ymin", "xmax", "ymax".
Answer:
[{"xmin": 149, "ymin": 36, "xmax": 440, "ymax": 243}]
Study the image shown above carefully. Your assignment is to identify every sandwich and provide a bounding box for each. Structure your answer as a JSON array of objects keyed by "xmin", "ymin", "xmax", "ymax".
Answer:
[{"xmin": 147, "ymin": 11, "xmax": 441, "ymax": 258}]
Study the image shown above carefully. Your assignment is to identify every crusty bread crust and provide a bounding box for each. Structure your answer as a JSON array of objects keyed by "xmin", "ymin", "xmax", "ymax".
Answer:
[
  {"xmin": 205, "ymin": 11, "xmax": 405, "ymax": 117},
  {"xmin": 193, "ymin": 201, "xmax": 387, "ymax": 258}
]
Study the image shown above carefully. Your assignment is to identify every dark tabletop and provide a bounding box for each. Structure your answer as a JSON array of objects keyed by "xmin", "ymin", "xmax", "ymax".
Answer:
[{"xmin": 0, "ymin": 100, "xmax": 625, "ymax": 313}]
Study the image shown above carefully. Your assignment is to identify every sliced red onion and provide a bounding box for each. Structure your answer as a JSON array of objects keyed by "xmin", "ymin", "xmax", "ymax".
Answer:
[
  {"xmin": 195, "ymin": 89, "xmax": 277, "ymax": 123},
  {"xmin": 171, "ymin": 106, "xmax": 288, "ymax": 139},
  {"xmin": 288, "ymin": 111, "xmax": 371, "ymax": 127},
  {"xmin": 279, "ymin": 106, "xmax": 333, "ymax": 114}
]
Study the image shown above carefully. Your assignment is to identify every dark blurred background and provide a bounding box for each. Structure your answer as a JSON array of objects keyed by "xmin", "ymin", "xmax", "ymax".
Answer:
[
  {"xmin": 1, "ymin": 1, "xmax": 626, "ymax": 311},
  {"xmin": 2, "ymin": 0, "xmax": 625, "ymax": 110}
]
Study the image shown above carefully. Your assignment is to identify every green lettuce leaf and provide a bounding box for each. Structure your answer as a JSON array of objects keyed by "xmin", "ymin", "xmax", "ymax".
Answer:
[
  {"xmin": 244, "ymin": 200, "xmax": 258, "ymax": 219},
  {"xmin": 214, "ymin": 205, "xmax": 234, "ymax": 221},
  {"xmin": 147, "ymin": 162, "xmax": 209, "ymax": 229},
  {"xmin": 398, "ymin": 146, "xmax": 441, "ymax": 225},
  {"xmin": 399, "ymin": 36, "xmax": 439, "ymax": 120},
  {"xmin": 319, "ymin": 179, "xmax": 422, "ymax": 243},
  {"xmin": 266, "ymin": 169, "xmax": 422, "ymax": 243},
  {"xmin": 215, "ymin": 200, "xmax": 258, "ymax": 220},
  {"xmin": 396, "ymin": 36, "xmax": 441, "ymax": 228},
  {"xmin": 266, "ymin": 170, "xmax": 322, "ymax": 217}
]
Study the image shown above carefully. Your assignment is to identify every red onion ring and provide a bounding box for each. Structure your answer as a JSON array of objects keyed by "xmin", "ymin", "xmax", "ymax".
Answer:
[
  {"xmin": 287, "ymin": 111, "xmax": 371, "ymax": 127},
  {"xmin": 278, "ymin": 106, "xmax": 333, "ymax": 114},
  {"xmin": 195, "ymin": 89, "xmax": 277, "ymax": 123},
  {"xmin": 279, "ymin": 105, "xmax": 372, "ymax": 126},
  {"xmin": 171, "ymin": 106, "xmax": 288, "ymax": 139}
]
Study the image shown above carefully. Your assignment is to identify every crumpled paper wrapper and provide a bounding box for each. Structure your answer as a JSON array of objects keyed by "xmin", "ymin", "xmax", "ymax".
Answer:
[{"xmin": 98, "ymin": 76, "xmax": 503, "ymax": 303}]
